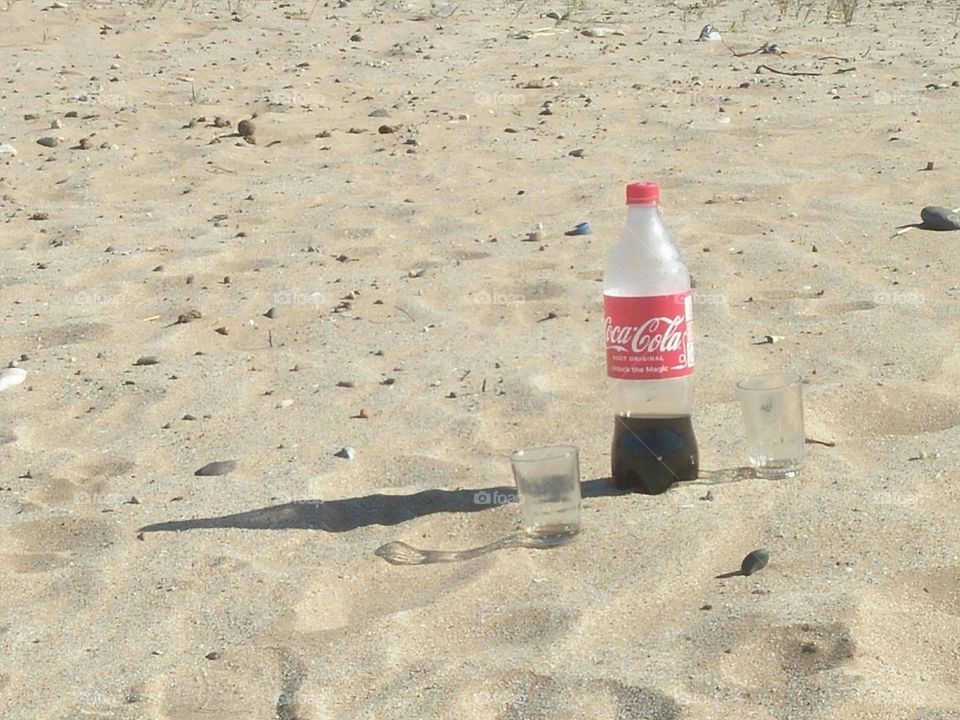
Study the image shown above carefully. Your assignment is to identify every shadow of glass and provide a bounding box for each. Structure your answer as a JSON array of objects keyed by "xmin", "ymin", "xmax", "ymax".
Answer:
[
  {"xmin": 139, "ymin": 478, "xmax": 625, "ymax": 534},
  {"xmin": 684, "ymin": 466, "xmax": 757, "ymax": 487}
]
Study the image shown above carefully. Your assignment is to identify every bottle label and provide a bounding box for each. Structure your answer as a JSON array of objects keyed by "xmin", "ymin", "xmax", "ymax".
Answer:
[{"xmin": 604, "ymin": 293, "xmax": 694, "ymax": 379}]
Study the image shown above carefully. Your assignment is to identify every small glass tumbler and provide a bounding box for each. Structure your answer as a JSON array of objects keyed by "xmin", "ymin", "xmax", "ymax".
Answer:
[
  {"xmin": 736, "ymin": 372, "xmax": 805, "ymax": 478},
  {"xmin": 509, "ymin": 445, "xmax": 582, "ymax": 542}
]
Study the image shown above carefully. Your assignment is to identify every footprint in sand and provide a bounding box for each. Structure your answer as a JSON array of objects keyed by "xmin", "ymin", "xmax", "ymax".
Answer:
[{"xmin": 0, "ymin": 516, "xmax": 116, "ymax": 574}]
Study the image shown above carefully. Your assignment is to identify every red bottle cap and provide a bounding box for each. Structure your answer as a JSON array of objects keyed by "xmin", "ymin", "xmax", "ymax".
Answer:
[{"xmin": 626, "ymin": 181, "xmax": 660, "ymax": 205}]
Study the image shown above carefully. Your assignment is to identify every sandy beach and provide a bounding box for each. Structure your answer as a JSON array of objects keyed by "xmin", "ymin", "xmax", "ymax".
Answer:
[{"xmin": 1, "ymin": 0, "xmax": 959, "ymax": 717}]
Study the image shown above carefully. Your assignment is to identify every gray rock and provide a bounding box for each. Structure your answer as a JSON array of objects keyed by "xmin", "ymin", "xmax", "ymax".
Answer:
[
  {"xmin": 37, "ymin": 137, "xmax": 59, "ymax": 148},
  {"xmin": 133, "ymin": 356, "xmax": 160, "ymax": 366},
  {"xmin": 195, "ymin": 460, "xmax": 237, "ymax": 476},
  {"xmin": 335, "ymin": 446, "xmax": 356, "ymax": 460},
  {"xmin": 237, "ymin": 119, "xmax": 256, "ymax": 138},
  {"xmin": 368, "ymin": 108, "xmax": 390, "ymax": 118},
  {"xmin": 263, "ymin": 307, "xmax": 278, "ymax": 319},
  {"xmin": 697, "ymin": 24, "xmax": 722, "ymax": 42},
  {"xmin": 741, "ymin": 549, "xmax": 770, "ymax": 576},
  {"xmin": 920, "ymin": 205, "xmax": 960, "ymax": 231}
]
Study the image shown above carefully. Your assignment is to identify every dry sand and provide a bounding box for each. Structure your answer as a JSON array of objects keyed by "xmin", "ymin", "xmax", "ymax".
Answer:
[{"xmin": 1, "ymin": 0, "xmax": 959, "ymax": 717}]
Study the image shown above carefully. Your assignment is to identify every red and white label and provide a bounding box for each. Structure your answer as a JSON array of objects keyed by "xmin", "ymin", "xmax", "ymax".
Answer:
[{"xmin": 604, "ymin": 293, "xmax": 694, "ymax": 379}]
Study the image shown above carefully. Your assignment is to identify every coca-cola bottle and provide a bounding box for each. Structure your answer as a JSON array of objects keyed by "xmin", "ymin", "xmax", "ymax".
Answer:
[{"xmin": 603, "ymin": 181, "xmax": 699, "ymax": 494}]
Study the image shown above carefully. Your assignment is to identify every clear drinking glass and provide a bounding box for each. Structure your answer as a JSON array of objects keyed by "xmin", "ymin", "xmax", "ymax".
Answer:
[
  {"xmin": 509, "ymin": 445, "xmax": 582, "ymax": 542},
  {"xmin": 736, "ymin": 372, "xmax": 804, "ymax": 478}
]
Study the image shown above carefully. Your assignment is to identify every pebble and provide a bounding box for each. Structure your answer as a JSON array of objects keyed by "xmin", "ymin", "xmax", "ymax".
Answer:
[
  {"xmin": 740, "ymin": 549, "xmax": 770, "ymax": 576},
  {"xmin": 335, "ymin": 446, "xmax": 356, "ymax": 460},
  {"xmin": 697, "ymin": 24, "xmax": 722, "ymax": 42},
  {"xmin": 176, "ymin": 310, "xmax": 202, "ymax": 324},
  {"xmin": 520, "ymin": 78, "xmax": 558, "ymax": 89},
  {"xmin": 133, "ymin": 356, "xmax": 160, "ymax": 366},
  {"xmin": 195, "ymin": 460, "xmax": 237, "ymax": 477},
  {"xmin": 263, "ymin": 307, "xmax": 279, "ymax": 319},
  {"xmin": 215, "ymin": 326, "xmax": 229, "ymax": 335},
  {"xmin": 37, "ymin": 137, "xmax": 60, "ymax": 148},
  {"xmin": 50, "ymin": 118, "xmax": 62, "ymax": 129},
  {"xmin": 0, "ymin": 144, "xmax": 17, "ymax": 156},
  {"xmin": 78, "ymin": 138, "xmax": 92, "ymax": 150},
  {"xmin": 358, "ymin": 408, "xmax": 370, "ymax": 419},
  {"xmin": 378, "ymin": 124, "xmax": 401, "ymax": 134},
  {"xmin": 568, "ymin": 148, "xmax": 585, "ymax": 158},
  {"xmin": 205, "ymin": 652, "xmax": 221, "ymax": 660},
  {"xmin": 336, "ymin": 380, "xmax": 355, "ymax": 388},
  {"xmin": 920, "ymin": 206, "xmax": 960, "ymax": 231},
  {"xmin": 368, "ymin": 108, "xmax": 390, "ymax": 117},
  {"xmin": 237, "ymin": 119, "xmax": 255, "ymax": 138}
]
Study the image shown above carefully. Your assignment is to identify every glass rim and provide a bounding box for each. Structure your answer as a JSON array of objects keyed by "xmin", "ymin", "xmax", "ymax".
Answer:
[
  {"xmin": 509, "ymin": 445, "xmax": 578, "ymax": 463},
  {"xmin": 736, "ymin": 371, "xmax": 801, "ymax": 392}
]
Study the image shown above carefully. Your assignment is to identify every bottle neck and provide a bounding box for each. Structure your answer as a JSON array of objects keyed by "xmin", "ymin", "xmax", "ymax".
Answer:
[
  {"xmin": 621, "ymin": 202, "xmax": 680, "ymax": 262},
  {"xmin": 626, "ymin": 203, "xmax": 661, "ymax": 223}
]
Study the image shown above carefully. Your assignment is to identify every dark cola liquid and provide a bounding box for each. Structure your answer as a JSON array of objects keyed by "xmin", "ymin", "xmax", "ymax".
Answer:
[{"xmin": 611, "ymin": 415, "xmax": 699, "ymax": 494}]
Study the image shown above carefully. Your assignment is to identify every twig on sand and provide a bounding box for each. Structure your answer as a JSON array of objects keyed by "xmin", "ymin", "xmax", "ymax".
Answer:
[
  {"xmin": 723, "ymin": 40, "xmax": 767, "ymax": 58},
  {"xmin": 756, "ymin": 64, "xmax": 855, "ymax": 76}
]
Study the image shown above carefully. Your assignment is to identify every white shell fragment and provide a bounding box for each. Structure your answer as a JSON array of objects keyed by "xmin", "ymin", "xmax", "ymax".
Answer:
[{"xmin": 0, "ymin": 368, "xmax": 27, "ymax": 391}]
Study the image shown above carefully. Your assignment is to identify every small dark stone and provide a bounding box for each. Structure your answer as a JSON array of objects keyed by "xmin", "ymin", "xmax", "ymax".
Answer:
[
  {"xmin": 350, "ymin": 33, "xmax": 362, "ymax": 42},
  {"xmin": 368, "ymin": 108, "xmax": 390, "ymax": 118},
  {"xmin": 568, "ymin": 148, "xmax": 585, "ymax": 158},
  {"xmin": 176, "ymin": 309, "xmax": 202, "ymax": 324},
  {"xmin": 195, "ymin": 460, "xmax": 237, "ymax": 477},
  {"xmin": 741, "ymin": 549, "xmax": 770, "ymax": 576},
  {"xmin": 205, "ymin": 651, "xmax": 221, "ymax": 660},
  {"xmin": 37, "ymin": 136, "xmax": 59, "ymax": 147},
  {"xmin": 134, "ymin": 356, "xmax": 160, "ymax": 366},
  {"xmin": 920, "ymin": 205, "xmax": 960, "ymax": 231},
  {"xmin": 378, "ymin": 124, "xmax": 400, "ymax": 134},
  {"xmin": 263, "ymin": 307, "xmax": 278, "ymax": 319},
  {"xmin": 336, "ymin": 380, "xmax": 355, "ymax": 388},
  {"xmin": 237, "ymin": 119, "xmax": 255, "ymax": 138}
]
